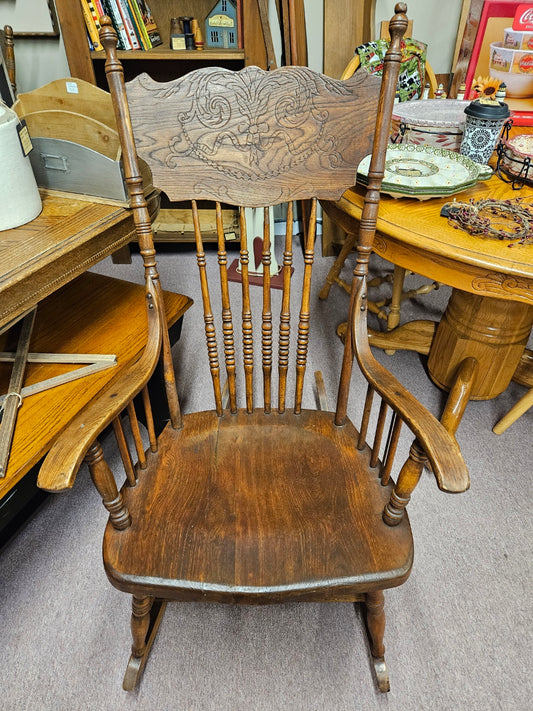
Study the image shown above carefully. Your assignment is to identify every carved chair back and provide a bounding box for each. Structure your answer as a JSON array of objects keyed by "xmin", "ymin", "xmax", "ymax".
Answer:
[{"xmin": 121, "ymin": 64, "xmax": 382, "ymax": 417}]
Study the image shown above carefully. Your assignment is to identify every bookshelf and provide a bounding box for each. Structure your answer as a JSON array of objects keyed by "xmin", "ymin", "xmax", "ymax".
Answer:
[{"xmin": 55, "ymin": 1, "xmax": 268, "ymax": 86}]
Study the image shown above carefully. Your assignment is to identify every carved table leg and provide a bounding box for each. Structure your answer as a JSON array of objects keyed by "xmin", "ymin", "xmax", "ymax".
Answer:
[
  {"xmin": 428, "ymin": 289, "xmax": 533, "ymax": 400},
  {"xmin": 363, "ymin": 590, "xmax": 390, "ymax": 693},
  {"xmin": 123, "ymin": 596, "xmax": 167, "ymax": 691}
]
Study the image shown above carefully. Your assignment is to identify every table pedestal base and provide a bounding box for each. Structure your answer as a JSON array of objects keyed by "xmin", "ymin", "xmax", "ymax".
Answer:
[{"xmin": 427, "ymin": 290, "xmax": 533, "ymax": 400}]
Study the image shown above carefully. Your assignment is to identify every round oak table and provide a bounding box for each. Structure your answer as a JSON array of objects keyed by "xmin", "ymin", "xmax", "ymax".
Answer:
[{"xmin": 320, "ymin": 174, "xmax": 533, "ymax": 413}]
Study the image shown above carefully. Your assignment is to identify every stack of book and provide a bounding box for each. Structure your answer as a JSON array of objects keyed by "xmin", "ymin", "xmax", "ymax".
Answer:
[{"xmin": 80, "ymin": 0, "xmax": 162, "ymax": 52}]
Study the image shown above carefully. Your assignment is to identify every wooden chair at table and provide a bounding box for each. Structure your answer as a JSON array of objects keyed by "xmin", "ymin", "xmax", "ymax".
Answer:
[
  {"xmin": 319, "ymin": 30, "xmax": 441, "ymax": 338},
  {"xmin": 37, "ymin": 4, "xmax": 469, "ymax": 695}
]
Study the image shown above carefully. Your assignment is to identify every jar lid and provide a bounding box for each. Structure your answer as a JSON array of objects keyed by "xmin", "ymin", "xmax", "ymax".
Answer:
[{"xmin": 464, "ymin": 100, "xmax": 510, "ymax": 119}]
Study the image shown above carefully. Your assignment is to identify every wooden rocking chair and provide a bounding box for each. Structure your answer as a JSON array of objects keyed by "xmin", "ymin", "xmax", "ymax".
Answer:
[{"xmin": 37, "ymin": 3, "xmax": 469, "ymax": 695}]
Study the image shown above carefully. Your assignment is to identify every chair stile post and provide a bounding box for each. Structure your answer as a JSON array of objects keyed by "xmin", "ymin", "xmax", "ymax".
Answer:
[
  {"xmin": 216, "ymin": 202, "xmax": 237, "ymax": 414},
  {"xmin": 239, "ymin": 208, "xmax": 254, "ymax": 413},
  {"xmin": 112, "ymin": 416, "xmax": 137, "ymax": 487},
  {"xmin": 294, "ymin": 198, "xmax": 316, "ymax": 414},
  {"xmin": 192, "ymin": 200, "xmax": 223, "ymax": 416},
  {"xmin": 3, "ymin": 26, "xmax": 16, "ymax": 96},
  {"xmin": 278, "ymin": 201, "xmax": 294, "ymax": 414},
  {"xmin": 101, "ymin": 22, "xmax": 182, "ymax": 431},
  {"xmin": 262, "ymin": 207, "xmax": 273, "ymax": 414}
]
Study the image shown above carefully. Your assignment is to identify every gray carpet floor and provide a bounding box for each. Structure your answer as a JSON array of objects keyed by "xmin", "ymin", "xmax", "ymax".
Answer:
[{"xmin": 1, "ymin": 240, "xmax": 532, "ymax": 710}]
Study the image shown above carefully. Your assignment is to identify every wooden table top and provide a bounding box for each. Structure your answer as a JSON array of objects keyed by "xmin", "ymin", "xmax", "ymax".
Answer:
[
  {"xmin": 323, "ymin": 174, "xmax": 533, "ymax": 305},
  {"xmin": 0, "ymin": 192, "xmax": 155, "ymax": 331}
]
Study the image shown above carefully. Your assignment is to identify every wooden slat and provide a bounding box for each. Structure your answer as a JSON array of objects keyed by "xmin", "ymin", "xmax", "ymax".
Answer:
[
  {"xmin": 192, "ymin": 200, "xmax": 222, "ymax": 416},
  {"xmin": 262, "ymin": 208, "xmax": 273, "ymax": 414},
  {"xmin": 371, "ymin": 399, "xmax": 388, "ymax": 469},
  {"xmin": 278, "ymin": 201, "xmax": 293, "ymax": 414},
  {"xmin": 358, "ymin": 385, "xmax": 374, "ymax": 450},
  {"xmin": 217, "ymin": 203, "xmax": 237, "ymax": 413},
  {"xmin": 141, "ymin": 386, "xmax": 157, "ymax": 453},
  {"xmin": 294, "ymin": 199, "xmax": 316, "ymax": 414},
  {"xmin": 239, "ymin": 208, "xmax": 254, "ymax": 414},
  {"xmin": 112, "ymin": 416, "xmax": 137, "ymax": 487},
  {"xmin": 127, "ymin": 401, "xmax": 147, "ymax": 471},
  {"xmin": 381, "ymin": 412, "xmax": 402, "ymax": 486}
]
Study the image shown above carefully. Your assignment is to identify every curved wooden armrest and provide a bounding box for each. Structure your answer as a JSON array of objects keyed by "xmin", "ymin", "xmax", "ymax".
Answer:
[
  {"xmin": 352, "ymin": 276, "xmax": 470, "ymax": 494},
  {"xmin": 37, "ymin": 278, "xmax": 164, "ymax": 492}
]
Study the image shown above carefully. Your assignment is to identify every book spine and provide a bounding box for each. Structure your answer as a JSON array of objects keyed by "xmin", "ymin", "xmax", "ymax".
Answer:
[
  {"xmin": 116, "ymin": 0, "xmax": 142, "ymax": 49},
  {"xmin": 128, "ymin": 0, "xmax": 151, "ymax": 50},
  {"xmin": 79, "ymin": 0, "xmax": 103, "ymax": 51},
  {"xmin": 86, "ymin": 0, "xmax": 103, "ymax": 34},
  {"xmin": 93, "ymin": 0, "xmax": 106, "ymax": 20},
  {"xmin": 142, "ymin": 1, "xmax": 162, "ymax": 47},
  {"xmin": 101, "ymin": 0, "xmax": 129, "ymax": 49}
]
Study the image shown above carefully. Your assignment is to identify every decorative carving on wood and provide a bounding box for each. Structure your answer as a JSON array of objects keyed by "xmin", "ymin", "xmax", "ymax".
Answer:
[
  {"xmin": 126, "ymin": 65, "xmax": 381, "ymax": 206},
  {"xmin": 472, "ymin": 272, "xmax": 533, "ymax": 302}
]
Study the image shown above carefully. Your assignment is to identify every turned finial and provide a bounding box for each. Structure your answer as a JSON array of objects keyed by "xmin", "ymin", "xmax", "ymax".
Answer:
[
  {"xmin": 389, "ymin": 4, "xmax": 408, "ymax": 50},
  {"xmin": 99, "ymin": 15, "xmax": 119, "ymax": 57}
]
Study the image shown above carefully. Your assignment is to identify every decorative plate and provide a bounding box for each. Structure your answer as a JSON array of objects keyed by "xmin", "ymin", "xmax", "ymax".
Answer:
[{"xmin": 357, "ymin": 144, "xmax": 493, "ymax": 199}]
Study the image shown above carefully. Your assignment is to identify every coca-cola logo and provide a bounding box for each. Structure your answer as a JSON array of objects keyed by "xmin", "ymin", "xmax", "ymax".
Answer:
[
  {"xmin": 513, "ymin": 4, "xmax": 533, "ymax": 31},
  {"xmin": 519, "ymin": 53, "xmax": 533, "ymax": 72}
]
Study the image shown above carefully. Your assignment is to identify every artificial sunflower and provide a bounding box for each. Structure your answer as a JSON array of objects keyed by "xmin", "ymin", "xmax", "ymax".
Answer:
[{"xmin": 472, "ymin": 75, "xmax": 502, "ymax": 102}]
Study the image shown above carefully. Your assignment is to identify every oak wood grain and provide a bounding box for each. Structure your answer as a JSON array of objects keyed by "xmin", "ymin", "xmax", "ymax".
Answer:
[
  {"xmin": 103, "ymin": 410, "xmax": 413, "ymax": 602},
  {"xmin": 324, "ymin": 177, "xmax": 533, "ymax": 304},
  {"xmin": 67, "ymin": 7, "xmax": 471, "ymax": 693},
  {"xmin": 1, "ymin": 272, "xmax": 191, "ymax": 498},
  {"xmin": 0, "ymin": 191, "xmax": 159, "ymax": 331}
]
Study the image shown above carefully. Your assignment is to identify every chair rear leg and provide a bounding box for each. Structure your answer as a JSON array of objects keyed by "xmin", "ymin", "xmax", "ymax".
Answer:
[
  {"xmin": 123, "ymin": 596, "xmax": 167, "ymax": 691},
  {"xmin": 363, "ymin": 590, "xmax": 390, "ymax": 693}
]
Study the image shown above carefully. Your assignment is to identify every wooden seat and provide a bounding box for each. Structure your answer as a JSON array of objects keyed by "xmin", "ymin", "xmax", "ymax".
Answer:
[
  {"xmin": 37, "ymin": 4, "xmax": 469, "ymax": 695},
  {"xmin": 104, "ymin": 409, "xmax": 413, "ymax": 602}
]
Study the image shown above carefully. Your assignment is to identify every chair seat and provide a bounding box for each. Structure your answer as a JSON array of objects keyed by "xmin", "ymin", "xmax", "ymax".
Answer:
[{"xmin": 103, "ymin": 409, "xmax": 413, "ymax": 604}]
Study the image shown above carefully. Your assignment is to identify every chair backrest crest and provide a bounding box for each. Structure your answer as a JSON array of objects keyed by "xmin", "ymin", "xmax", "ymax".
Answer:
[{"xmin": 125, "ymin": 65, "xmax": 382, "ymax": 206}]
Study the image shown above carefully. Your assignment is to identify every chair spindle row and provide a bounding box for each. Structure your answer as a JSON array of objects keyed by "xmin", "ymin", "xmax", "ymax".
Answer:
[{"xmin": 191, "ymin": 199, "xmax": 318, "ymax": 415}]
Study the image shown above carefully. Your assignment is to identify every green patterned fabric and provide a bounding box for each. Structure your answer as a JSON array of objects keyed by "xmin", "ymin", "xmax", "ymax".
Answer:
[{"xmin": 355, "ymin": 38, "xmax": 428, "ymax": 102}]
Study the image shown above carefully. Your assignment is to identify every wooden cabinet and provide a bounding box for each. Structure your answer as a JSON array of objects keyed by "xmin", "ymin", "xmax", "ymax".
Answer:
[{"xmin": 55, "ymin": 0, "xmax": 268, "ymax": 86}]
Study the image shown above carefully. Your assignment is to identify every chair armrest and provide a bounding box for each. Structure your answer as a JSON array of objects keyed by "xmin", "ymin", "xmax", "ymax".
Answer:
[
  {"xmin": 352, "ymin": 275, "xmax": 470, "ymax": 494},
  {"xmin": 37, "ymin": 277, "xmax": 163, "ymax": 492}
]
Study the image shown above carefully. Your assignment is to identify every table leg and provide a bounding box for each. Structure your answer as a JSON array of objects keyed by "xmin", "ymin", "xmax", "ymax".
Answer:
[{"xmin": 427, "ymin": 289, "xmax": 533, "ymax": 401}]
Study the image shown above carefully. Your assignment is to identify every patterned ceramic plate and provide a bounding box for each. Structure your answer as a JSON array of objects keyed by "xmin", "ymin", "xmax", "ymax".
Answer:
[{"xmin": 357, "ymin": 144, "xmax": 493, "ymax": 199}]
